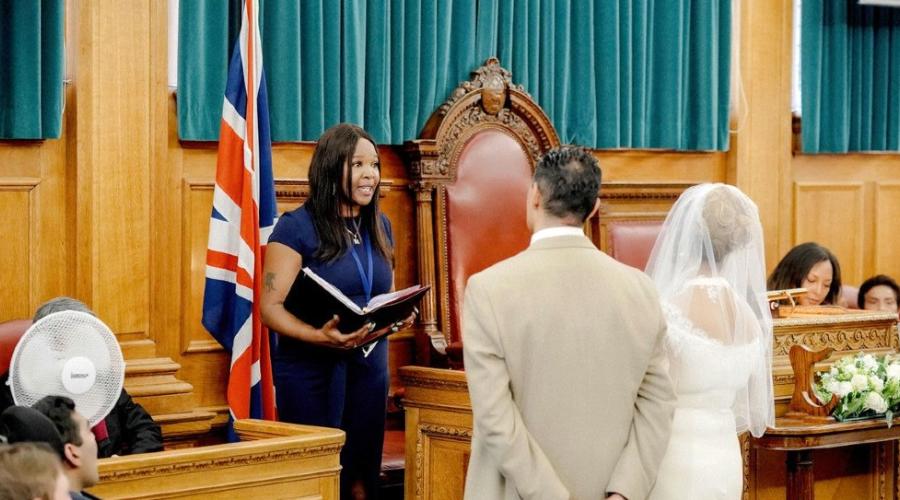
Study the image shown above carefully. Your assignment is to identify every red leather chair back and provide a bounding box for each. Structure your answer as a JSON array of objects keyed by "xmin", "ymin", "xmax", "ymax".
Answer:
[
  {"xmin": 0, "ymin": 319, "xmax": 32, "ymax": 375},
  {"xmin": 608, "ymin": 221, "xmax": 664, "ymax": 271},
  {"xmin": 445, "ymin": 130, "xmax": 533, "ymax": 339}
]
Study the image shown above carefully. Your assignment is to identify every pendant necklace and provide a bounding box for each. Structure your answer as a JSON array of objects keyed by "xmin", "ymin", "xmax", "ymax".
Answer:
[{"xmin": 347, "ymin": 217, "xmax": 362, "ymax": 245}]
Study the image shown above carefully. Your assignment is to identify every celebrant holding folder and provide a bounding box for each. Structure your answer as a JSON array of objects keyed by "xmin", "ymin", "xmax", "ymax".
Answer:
[{"xmin": 261, "ymin": 123, "xmax": 414, "ymax": 500}]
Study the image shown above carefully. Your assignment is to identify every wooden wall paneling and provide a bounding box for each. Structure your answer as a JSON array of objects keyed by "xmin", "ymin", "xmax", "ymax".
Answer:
[
  {"xmin": 0, "ymin": 144, "xmax": 70, "ymax": 321},
  {"xmin": 181, "ymin": 179, "xmax": 218, "ymax": 356},
  {"xmin": 793, "ymin": 182, "xmax": 866, "ymax": 285},
  {"xmin": 0, "ymin": 106, "xmax": 71, "ymax": 322},
  {"xmin": 792, "ymin": 154, "xmax": 900, "ymax": 282},
  {"xmin": 0, "ymin": 180, "xmax": 37, "ymax": 319},
  {"xmin": 596, "ymin": 151, "xmax": 727, "ymax": 184},
  {"xmin": 875, "ymin": 182, "xmax": 900, "ymax": 281}
]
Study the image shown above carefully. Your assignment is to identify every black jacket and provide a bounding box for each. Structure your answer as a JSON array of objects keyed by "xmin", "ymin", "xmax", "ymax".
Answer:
[{"xmin": 97, "ymin": 390, "xmax": 163, "ymax": 457}]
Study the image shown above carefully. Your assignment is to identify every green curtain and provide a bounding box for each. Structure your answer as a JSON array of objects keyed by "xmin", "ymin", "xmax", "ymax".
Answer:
[
  {"xmin": 801, "ymin": 1, "xmax": 900, "ymax": 153},
  {"xmin": 0, "ymin": 0, "xmax": 65, "ymax": 139},
  {"xmin": 178, "ymin": 0, "xmax": 730, "ymax": 151},
  {"xmin": 475, "ymin": 0, "xmax": 731, "ymax": 149}
]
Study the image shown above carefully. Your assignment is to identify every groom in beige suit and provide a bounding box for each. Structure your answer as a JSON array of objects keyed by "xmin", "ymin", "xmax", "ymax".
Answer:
[{"xmin": 462, "ymin": 146, "xmax": 675, "ymax": 500}]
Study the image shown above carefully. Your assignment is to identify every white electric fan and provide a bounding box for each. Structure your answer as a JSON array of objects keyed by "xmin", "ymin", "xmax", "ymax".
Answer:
[{"xmin": 8, "ymin": 311, "xmax": 125, "ymax": 426}]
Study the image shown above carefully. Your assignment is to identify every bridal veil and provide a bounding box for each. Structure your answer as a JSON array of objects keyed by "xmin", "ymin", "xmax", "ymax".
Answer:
[{"xmin": 645, "ymin": 183, "xmax": 775, "ymax": 437}]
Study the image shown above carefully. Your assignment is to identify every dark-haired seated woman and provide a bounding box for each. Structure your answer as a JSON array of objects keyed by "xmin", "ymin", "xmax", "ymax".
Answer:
[
  {"xmin": 767, "ymin": 242, "xmax": 842, "ymax": 306},
  {"xmin": 858, "ymin": 274, "xmax": 900, "ymax": 314}
]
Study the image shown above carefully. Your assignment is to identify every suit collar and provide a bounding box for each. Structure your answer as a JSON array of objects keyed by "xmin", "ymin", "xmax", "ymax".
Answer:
[
  {"xmin": 527, "ymin": 234, "xmax": 595, "ymax": 251},
  {"xmin": 530, "ymin": 226, "xmax": 585, "ymax": 244}
]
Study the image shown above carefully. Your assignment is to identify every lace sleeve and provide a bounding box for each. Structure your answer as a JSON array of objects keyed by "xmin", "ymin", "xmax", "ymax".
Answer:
[{"xmin": 663, "ymin": 277, "xmax": 736, "ymax": 347}]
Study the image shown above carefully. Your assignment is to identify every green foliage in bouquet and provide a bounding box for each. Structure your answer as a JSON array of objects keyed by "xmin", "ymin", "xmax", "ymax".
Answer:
[{"xmin": 814, "ymin": 353, "xmax": 900, "ymax": 425}]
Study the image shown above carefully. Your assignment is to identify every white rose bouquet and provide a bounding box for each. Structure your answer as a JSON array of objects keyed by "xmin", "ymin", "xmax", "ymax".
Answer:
[{"xmin": 815, "ymin": 353, "xmax": 900, "ymax": 425}]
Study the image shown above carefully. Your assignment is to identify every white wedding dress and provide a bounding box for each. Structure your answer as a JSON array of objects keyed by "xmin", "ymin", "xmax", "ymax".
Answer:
[
  {"xmin": 648, "ymin": 278, "xmax": 761, "ymax": 500},
  {"xmin": 645, "ymin": 183, "xmax": 774, "ymax": 500}
]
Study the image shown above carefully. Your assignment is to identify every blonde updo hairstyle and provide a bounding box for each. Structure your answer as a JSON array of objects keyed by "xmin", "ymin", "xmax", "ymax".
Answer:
[{"xmin": 702, "ymin": 186, "xmax": 755, "ymax": 263}]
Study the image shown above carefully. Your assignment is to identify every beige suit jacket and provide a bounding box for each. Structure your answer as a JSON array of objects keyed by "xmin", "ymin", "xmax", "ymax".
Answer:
[{"xmin": 462, "ymin": 234, "xmax": 675, "ymax": 500}]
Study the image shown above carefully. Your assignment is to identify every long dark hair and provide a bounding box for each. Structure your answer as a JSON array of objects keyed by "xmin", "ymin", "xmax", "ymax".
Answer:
[
  {"xmin": 767, "ymin": 242, "xmax": 842, "ymax": 305},
  {"xmin": 305, "ymin": 123, "xmax": 392, "ymax": 263}
]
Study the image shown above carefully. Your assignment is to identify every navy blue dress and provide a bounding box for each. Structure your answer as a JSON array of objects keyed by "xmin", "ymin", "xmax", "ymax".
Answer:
[{"xmin": 268, "ymin": 205, "xmax": 393, "ymax": 498}]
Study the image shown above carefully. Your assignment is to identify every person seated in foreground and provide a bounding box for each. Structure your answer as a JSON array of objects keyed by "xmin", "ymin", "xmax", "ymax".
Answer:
[
  {"xmin": 0, "ymin": 442, "xmax": 71, "ymax": 500},
  {"xmin": 767, "ymin": 242, "xmax": 842, "ymax": 306},
  {"xmin": 858, "ymin": 274, "xmax": 900, "ymax": 314},
  {"xmin": 32, "ymin": 396, "xmax": 101, "ymax": 500},
  {"xmin": 0, "ymin": 405, "xmax": 66, "ymax": 457}
]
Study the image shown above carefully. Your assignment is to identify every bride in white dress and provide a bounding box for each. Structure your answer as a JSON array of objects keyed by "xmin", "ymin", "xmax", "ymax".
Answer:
[{"xmin": 646, "ymin": 184, "xmax": 774, "ymax": 499}]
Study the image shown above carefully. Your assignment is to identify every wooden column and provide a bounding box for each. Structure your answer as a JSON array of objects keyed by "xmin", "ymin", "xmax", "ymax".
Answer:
[
  {"xmin": 69, "ymin": 0, "xmax": 213, "ymax": 444},
  {"xmin": 729, "ymin": 0, "xmax": 794, "ymax": 270},
  {"xmin": 412, "ymin": 182, "xmax": 444, "ymax": 365},
  {"xmin": 72, "ymin": 0, "xmax": 154, "ymax": 351}
]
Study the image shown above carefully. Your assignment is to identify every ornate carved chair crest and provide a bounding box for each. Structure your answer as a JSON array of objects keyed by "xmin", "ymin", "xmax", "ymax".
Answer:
[{"xmin": 404, "ymin": 58, "xmax": 560, "ymax": 367}]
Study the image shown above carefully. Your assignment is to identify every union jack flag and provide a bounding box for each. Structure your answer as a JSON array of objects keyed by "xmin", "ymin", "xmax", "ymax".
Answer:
[{"xmin": 201, "ymin": 0, "xmax": 277, "ymax": 434}]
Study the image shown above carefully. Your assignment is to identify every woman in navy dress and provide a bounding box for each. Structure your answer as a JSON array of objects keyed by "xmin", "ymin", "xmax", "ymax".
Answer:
[{"xmin": 261, "ymin": 123, "xmax": 412, "ymax": 499}]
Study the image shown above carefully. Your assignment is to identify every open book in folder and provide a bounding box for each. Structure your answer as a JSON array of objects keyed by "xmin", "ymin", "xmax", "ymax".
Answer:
[{"xmin": 283, "ymin": 267, "xmax": 430, "ymax": 342}]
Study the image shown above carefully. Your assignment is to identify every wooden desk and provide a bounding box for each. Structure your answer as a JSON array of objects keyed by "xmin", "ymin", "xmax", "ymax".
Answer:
[
  {"xmin": 88, "ymin": 419, "xmax": 344, "ymax": 499},
  {"xmin": 400, "ymin": 366, "xmax": 471, "ymax": 500},
  {"xmin": 770, "ymin": 311, "xmax": 898, "ymax": 416},
  {"xmin": 755, "ymin": 416, "xmax": 900, "ymax": 500}
]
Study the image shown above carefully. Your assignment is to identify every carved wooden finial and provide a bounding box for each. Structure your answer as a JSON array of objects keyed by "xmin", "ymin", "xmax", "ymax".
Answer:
[{"xmin": 438, "ymin": 57, "xmax": 528, "ymax": 117}]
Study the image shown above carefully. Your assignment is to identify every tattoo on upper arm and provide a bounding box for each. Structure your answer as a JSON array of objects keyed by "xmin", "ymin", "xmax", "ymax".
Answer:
[{"xmin": 264, "ymin": 272, "xmax": 276, "ymax": 292}]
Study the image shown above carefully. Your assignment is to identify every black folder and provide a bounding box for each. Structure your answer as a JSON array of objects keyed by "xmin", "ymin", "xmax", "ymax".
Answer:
[{"xmin": 283, "ymin": 267, "xmax": 429, "ymax": 342}]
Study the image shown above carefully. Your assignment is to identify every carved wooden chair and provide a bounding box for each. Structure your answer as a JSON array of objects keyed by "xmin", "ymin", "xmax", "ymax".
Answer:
[{"xmin": 404, "ymin": 58, "xmax": 560, "ymax": 368}]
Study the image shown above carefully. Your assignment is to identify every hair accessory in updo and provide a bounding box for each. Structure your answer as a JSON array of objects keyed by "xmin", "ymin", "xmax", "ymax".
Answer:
[{"xmin": 702, "ymin": 186, "xmax": 755, "ymax": 262}]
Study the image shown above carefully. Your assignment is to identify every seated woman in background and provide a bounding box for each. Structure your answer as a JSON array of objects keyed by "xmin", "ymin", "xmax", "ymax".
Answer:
[
  {"xmin": 858, "ymin": 274, "xmax": 900, "ymax": 313},
  {"xmin": 767, "ymin": 242, "xmax": 842, "ymax": 306}
]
